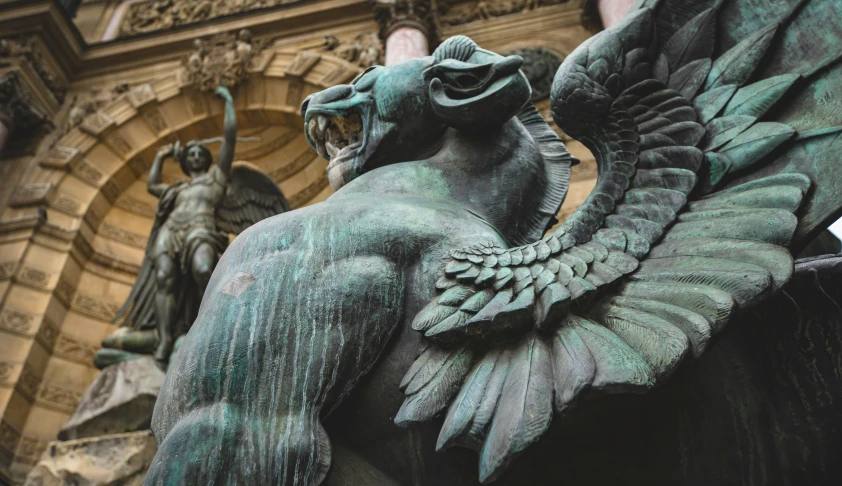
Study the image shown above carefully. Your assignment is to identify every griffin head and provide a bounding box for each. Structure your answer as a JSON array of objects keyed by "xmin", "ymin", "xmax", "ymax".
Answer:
[{"xmin": 301, "ymin": 36, "xmax": 532, "ymax": 189}]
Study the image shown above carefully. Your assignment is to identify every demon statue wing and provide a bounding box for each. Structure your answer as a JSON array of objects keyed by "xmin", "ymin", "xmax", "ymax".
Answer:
[
  {"xmin": 399, "ymin": 2, "xmax": 842, "ymax": 483},
  {"xmin": 114, "ymin": 162, "xmax": 288, "ymax": 331}
]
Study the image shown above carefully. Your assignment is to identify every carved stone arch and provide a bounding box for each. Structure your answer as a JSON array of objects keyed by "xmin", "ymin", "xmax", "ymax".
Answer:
[{"xmin": 0, "ymin": 48, "xmax": 360, "ymax": 474}]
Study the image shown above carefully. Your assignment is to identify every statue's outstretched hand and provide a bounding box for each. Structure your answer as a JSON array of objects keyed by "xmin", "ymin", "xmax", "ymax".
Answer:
[
  {"xmin": 215, "ymin": 81, "xmax": 233, "ymax": 102},
  {"xmin": 156, "ymin": 143, "xmax": 175, "ymax": 159}
]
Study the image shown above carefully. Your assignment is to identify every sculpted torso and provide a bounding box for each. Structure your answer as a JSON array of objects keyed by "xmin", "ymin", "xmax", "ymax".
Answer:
[{"xmin": 165, "ymin": 169, "xmax": 226, "ymax": 223}]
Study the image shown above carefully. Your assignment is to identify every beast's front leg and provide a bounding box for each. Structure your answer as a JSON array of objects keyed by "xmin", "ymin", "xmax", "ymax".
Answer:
[{"xmin": 146, "ymin": 254, "xmax": 404, "ymax": 485}]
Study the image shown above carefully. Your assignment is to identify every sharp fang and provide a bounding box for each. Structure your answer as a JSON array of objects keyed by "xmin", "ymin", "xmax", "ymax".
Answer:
[
  {"xmin": 318, "ymin": 116, "xmax": 328, "ymax": 133},
  {"xmin": 308, "ymin": 119, "xmax": 318, "ymax": 141},
  {"xmin": 326, "ymin": 141, "xmax": 340, "ymax": 158},
  {"xmin": 317, "ymin": 143, "xmax": 328, "ymax": 159}
]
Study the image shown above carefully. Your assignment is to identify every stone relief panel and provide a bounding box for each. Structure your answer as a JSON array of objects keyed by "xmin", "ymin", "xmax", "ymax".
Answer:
[
  {"xmin": 322, "ymin": 33, "xmax": 384, "ymax": 68},
  {"xmin": 0, "ymin": 309, "xmax": 36, "ymax": 337},
  {"xmin": 184, "ymin": 29, "xmax": 264, "ymax": 91},
  {"xmin": 437, "ymin": 0, "xmax": 573, "ymax": 26},
  {"xmin": 119, "ymin": 0, "xmax": 305, "ymax": 37}
]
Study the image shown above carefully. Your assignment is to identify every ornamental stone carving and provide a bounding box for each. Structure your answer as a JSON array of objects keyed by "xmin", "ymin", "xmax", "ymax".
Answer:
[
  {"xmin": 0, "ymin": 72, "xmax": 46, "ymax": 134},
  {"xmin": 119, "ymin": 0, "xmax": 305, "ymax": 37},
  {"xmin": 66, "ymin": 83, "xmax": 130, "ymax": 133},
  {"xmin": 0, "ymin": 37, "xmax": 65, "ymax": 103},
  {"xmin": 183, "ymin": 30, "xmax": 263, "ymax": 91},
  {"xmin": 322, "ymin": 33, "xmax": 384, "ymax": 68},
  {"xmin": 436, "ymin": 0, "xmax": 569, "ymax": 27}
]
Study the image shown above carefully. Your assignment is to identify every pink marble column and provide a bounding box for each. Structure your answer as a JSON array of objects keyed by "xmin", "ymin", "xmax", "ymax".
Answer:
[
  {"xmin": 385, "ymin": 26, "xmax": 430, "ymax": 66},
  {"xmin": 597, "ymin": 0, "xmax": 635, "ymax": 29},
  {"xmin": 0, "ymin": 120, "xmax": 9, "ymax": 156}
]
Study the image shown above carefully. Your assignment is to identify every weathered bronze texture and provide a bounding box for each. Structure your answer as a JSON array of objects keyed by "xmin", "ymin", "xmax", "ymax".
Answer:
[
  {"xmin": 109, "ymin": 85, "xmax": 289, "ymax": 363},
  {"xmin": 148, "ymin": 0, "xmax": 842, "ymax": 484}
]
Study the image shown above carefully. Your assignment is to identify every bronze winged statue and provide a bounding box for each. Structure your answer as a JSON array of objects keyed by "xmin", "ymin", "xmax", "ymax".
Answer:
[
  {"xmin": 112, "ymin": 84, "xmax": 289, "ymax": 363},
  {"xmin": 146, "ymin": 1, "xmax": 842, "ymax": 484}
]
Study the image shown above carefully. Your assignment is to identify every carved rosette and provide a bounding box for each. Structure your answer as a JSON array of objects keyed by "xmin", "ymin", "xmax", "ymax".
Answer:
[{"xmin": 372, "ymin": 0, "xmax": 437, "ymax": 41}]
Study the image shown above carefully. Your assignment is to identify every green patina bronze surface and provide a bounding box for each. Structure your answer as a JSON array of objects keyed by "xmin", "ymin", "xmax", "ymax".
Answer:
[{"xmin": 146, "ymin": 1, "xmax": 842, "ymax": 484}]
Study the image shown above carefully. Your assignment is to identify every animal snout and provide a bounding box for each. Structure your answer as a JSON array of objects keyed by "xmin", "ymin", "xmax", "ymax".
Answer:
[{"xmin": 301, "ymin": 85, "xmax": 354, "ymax": 118}]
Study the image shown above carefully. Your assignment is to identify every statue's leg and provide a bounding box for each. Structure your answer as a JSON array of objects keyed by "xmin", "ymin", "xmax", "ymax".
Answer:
[
  {"xmin": 190, "ymin": 241, "xmax": 216, "ymax": 301},
  {"xmin": 153, "ymin": 254, "xmax": 177, "ymax": 362}
]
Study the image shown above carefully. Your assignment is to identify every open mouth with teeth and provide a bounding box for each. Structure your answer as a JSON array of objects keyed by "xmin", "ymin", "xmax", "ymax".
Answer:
[{"xmin": 307, "ymin": 113, "xmax": 365, "ymax": 173}]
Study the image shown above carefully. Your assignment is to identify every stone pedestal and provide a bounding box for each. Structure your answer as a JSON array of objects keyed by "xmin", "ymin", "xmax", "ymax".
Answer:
[
  {"xmin": 24, "ymin": 431, "xmax": 157, "ymax": 486},
  {"xmin": 58, "ymin": 357, "xmax": 165, "ymax": 441}
]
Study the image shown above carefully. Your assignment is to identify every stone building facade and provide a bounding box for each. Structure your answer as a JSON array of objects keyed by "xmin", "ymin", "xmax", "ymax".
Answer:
[{"xmin": 0, "ymin": 0, "xmax": 632, "ymax": 482}]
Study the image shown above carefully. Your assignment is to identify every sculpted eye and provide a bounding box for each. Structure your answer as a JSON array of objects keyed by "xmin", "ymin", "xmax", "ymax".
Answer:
[{"xmin": 351, "ymin": 66, "xmax": 380, "ymax": 92}]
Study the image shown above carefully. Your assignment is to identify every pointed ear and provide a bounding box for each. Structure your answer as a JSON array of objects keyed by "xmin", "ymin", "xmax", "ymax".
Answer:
[{"xmin": 429, "ymin": 55, "xmax": 531, "ymax": 132}]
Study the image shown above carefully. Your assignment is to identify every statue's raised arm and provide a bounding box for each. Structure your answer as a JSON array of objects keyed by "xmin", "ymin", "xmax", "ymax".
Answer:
[
  {"xmin": 147, "ymin": 143, "xmax": 174, "ymax": 198},
  {"xmin": 214, "ymin": 83, "xmax": 237, "ymax": 179}
]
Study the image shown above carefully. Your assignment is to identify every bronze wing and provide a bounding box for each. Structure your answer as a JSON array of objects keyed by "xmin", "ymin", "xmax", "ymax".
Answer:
[
  {"xmin": 216, "ymin": 161, "xmax": 290, "ymax": 235},
  {"xmin": 397, "ymin": 3, "xmax": 842, "ymax": 483}
]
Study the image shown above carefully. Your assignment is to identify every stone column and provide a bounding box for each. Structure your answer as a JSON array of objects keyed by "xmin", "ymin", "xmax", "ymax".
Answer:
[
  {"xmin": 372, "ymin": 0, "xmax": 435, "ymax": 65},
  {"xmin": 597, "ymin": 0, "xmax": 634, "ymax": 29}
]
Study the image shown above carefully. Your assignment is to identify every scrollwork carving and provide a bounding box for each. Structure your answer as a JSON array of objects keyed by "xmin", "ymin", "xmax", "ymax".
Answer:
[
  {"xmin": 72, "ymin": 293, "xmax": 120, "ymax": 322},
  {"xmin": 53, "ymin": 334, "xmax": 98, "ymax": 364},
  {"xmin": 38, "ymin": 382, "xmax": 82, "ymax": 412},
  {"xmin": 100, "ymin": 223, "xmax": 147, "ymax": 248}
]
